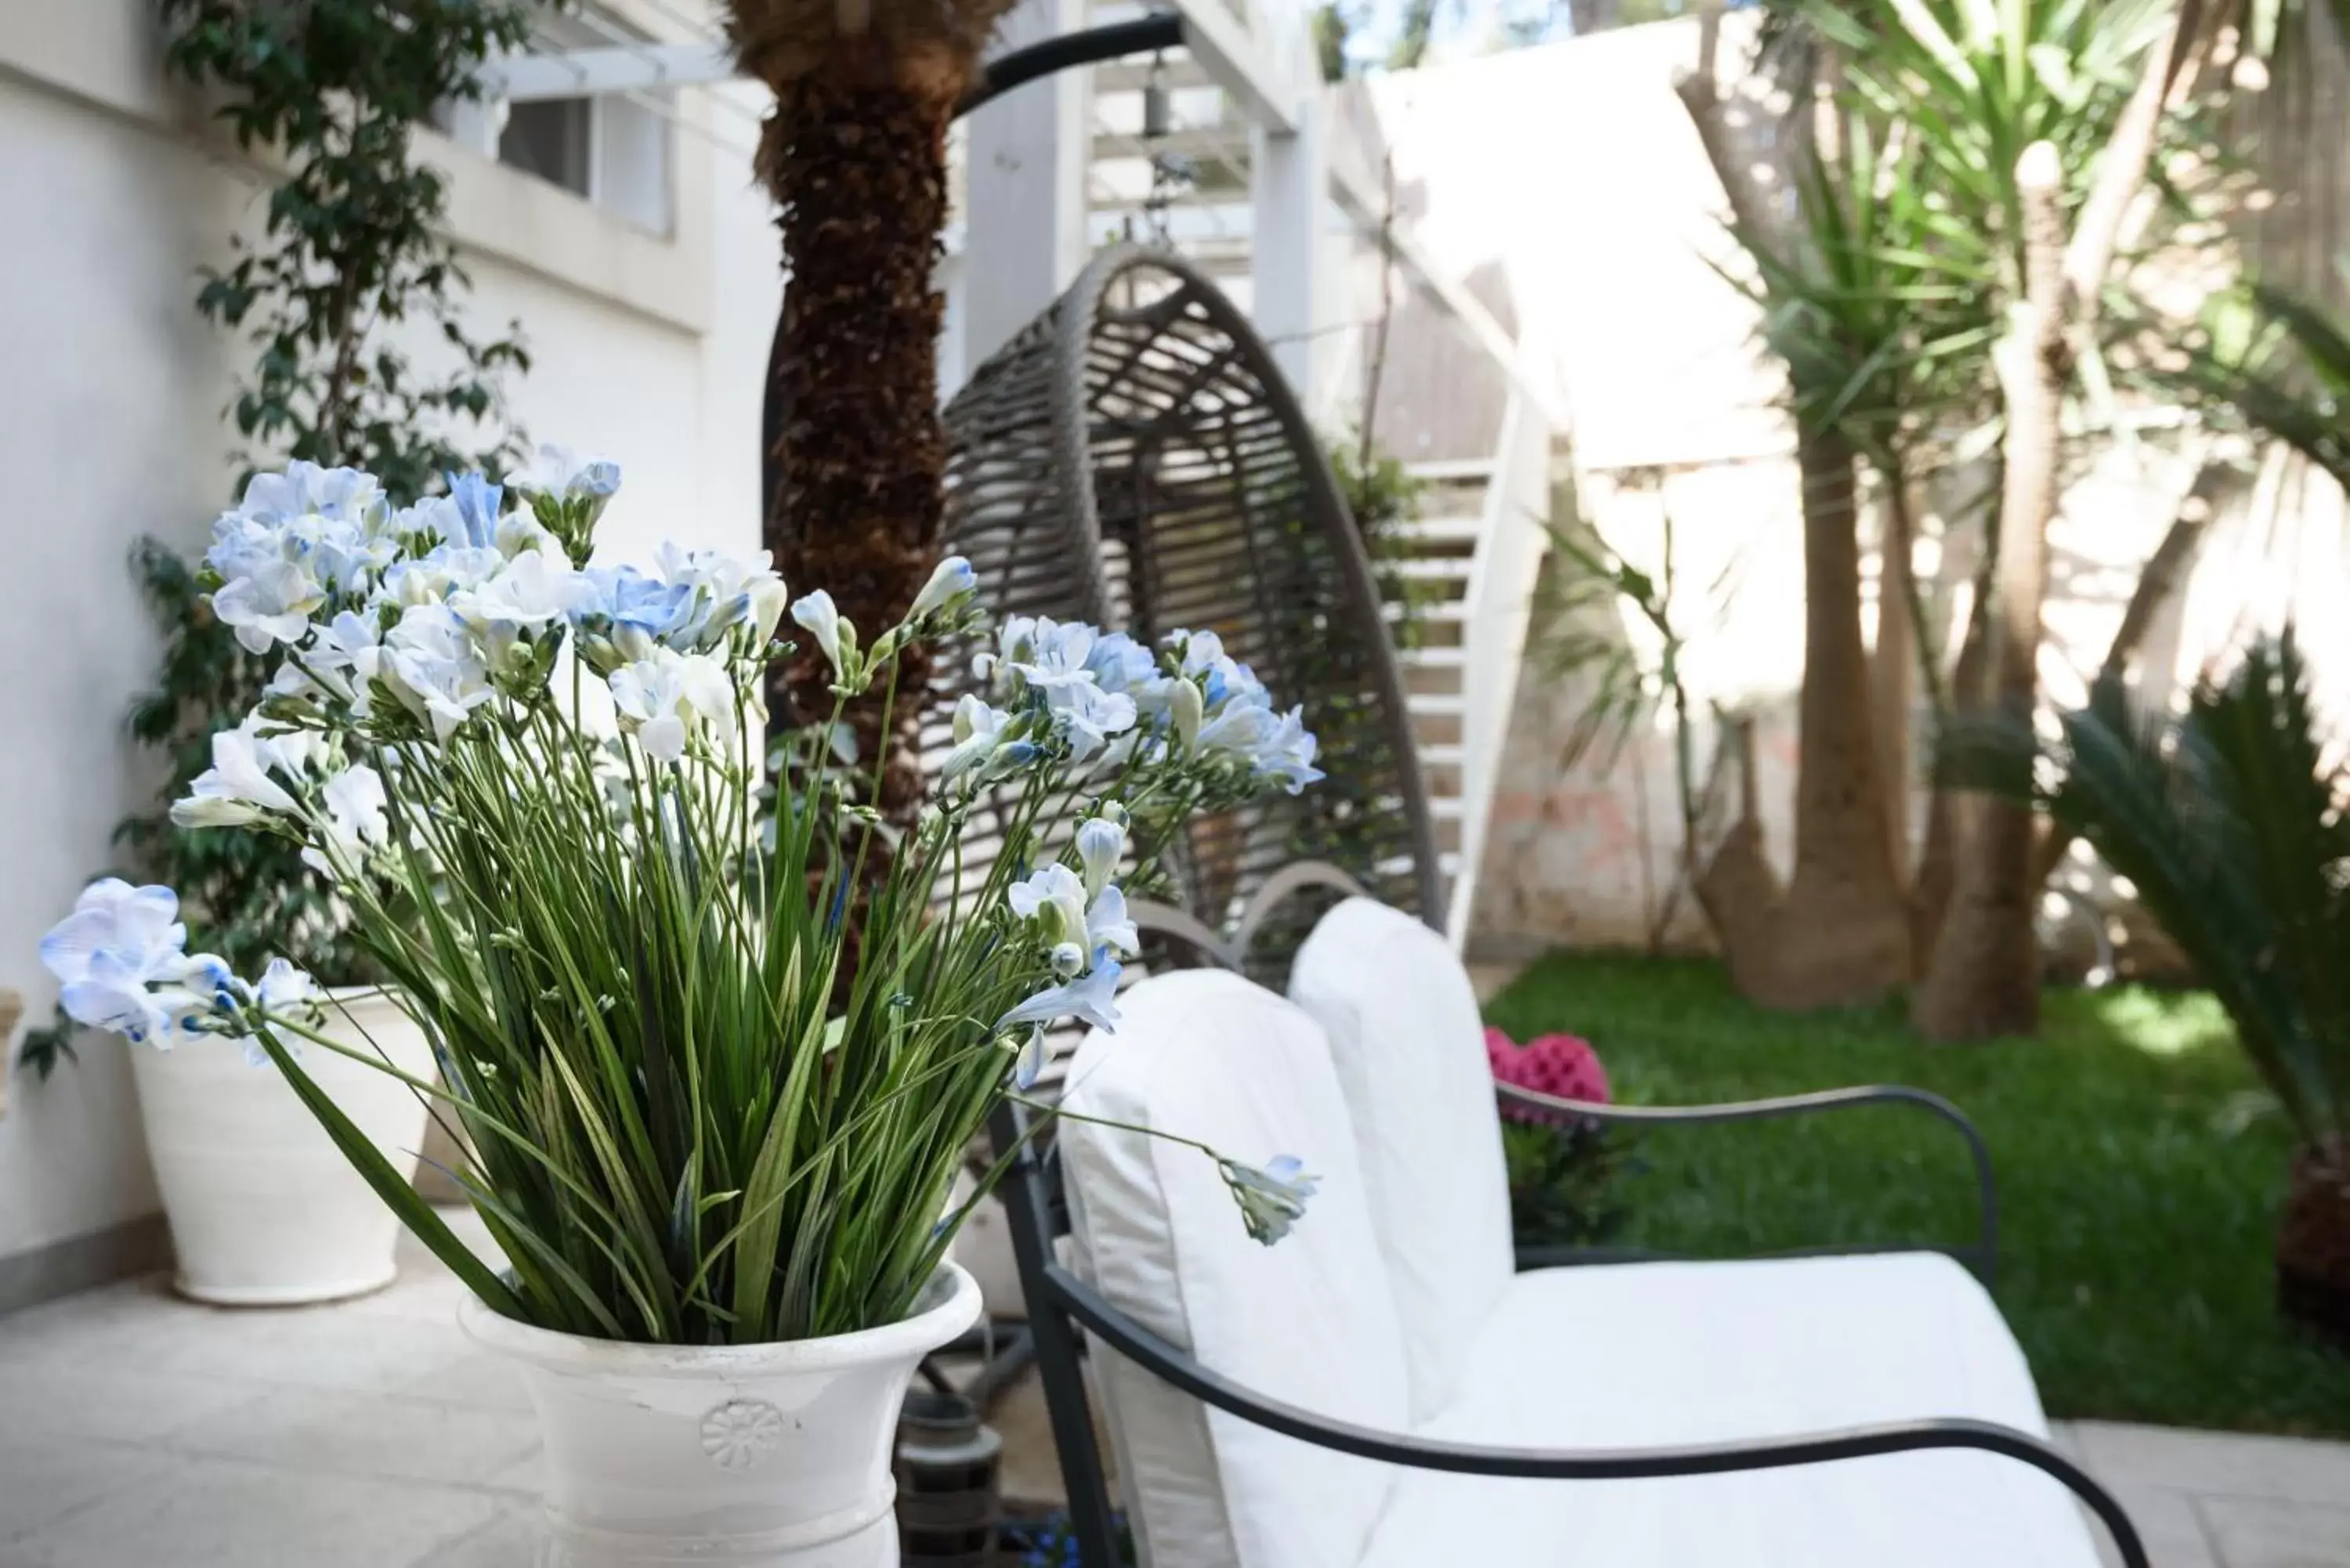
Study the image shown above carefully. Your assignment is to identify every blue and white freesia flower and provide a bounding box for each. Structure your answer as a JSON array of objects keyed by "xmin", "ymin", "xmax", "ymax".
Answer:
[
  {"xmin": 513, "ymin": 442, "xmax": 622, "ymax": 501},
  {"xmin": 47, "ymin": 448, "xmax": 1335, "ymax": 1351},
  {"xmin": 381, "ymin": 602, "xmax": 497, "ymax": 743},
  {"xmin": 607, "ymin": 648, "xmax": 739, "ymax": 763},
  {"xmin": 1075, "ymin": 815, "xmax": 1126, "ymax": 898},
  {"xmin": 38, "ymin": 880, "xmax": 320, "ymax": 1055},
  {"xmin": 171, "ymin": 714, "xmax": 309, "ymax": 828},
  {"xmin": 791, "ymin": 590, "xmax": 859, "ymax": 689},
  {"xmin": 308, "ymin": 762, "xmax": 390, "ymax": 876},
  {"xmin": 907, "ymin": 555, "xmax": 978, "ymax": 622},
  {"xmin": 940, "ymin": 694, "xmax": 1032, "ymax": 786},
  {"xmin": 1221, "ymin": 1155, "xmax": 1318, "ymax": 1245}
]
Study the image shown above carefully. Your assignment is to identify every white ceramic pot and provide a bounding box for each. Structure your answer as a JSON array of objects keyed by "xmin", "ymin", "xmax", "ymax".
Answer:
[
  {"xmin": 128, "ymin": 986, "xmax": 436, "ymax": 1305},
  {"xmin": 461, "ymin": 1263, "xmax": 983, "ymax": 1568}
]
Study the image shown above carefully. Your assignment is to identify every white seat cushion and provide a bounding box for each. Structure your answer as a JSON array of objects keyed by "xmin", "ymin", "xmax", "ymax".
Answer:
[
  {"xmin": 1289, "ymin": 898, "xmax": 1516, "ymax": 1421},
  {"xmin": 1362, "ymin": 1254, "xmax": 2103, "ymax": 1568},
  {"xmin": 1059, "ymin": 970, "xmax": 1408, "ymax": 1568}
]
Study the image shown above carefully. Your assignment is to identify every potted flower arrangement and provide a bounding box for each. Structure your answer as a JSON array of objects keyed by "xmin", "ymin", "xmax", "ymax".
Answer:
[
  {"xmin": 33, "ymin": 487, "xmax": 445, "ymax": 1306},
  {"xmin": 42, "ymin": 451, "xmax": 1322, "ymax": 1566}
]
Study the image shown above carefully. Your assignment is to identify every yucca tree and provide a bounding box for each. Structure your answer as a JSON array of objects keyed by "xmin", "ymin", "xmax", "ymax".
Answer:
[
  {"xmin": 1754, "ymin": 0, "xmax": 2350, "ymax": 1037},
  {"xmin": 724, "ymin": 0, "xmax": 1018, "ymax": 815},
  {"xmin": 1690, "ymin": 95, "xmax": 1996, "ymax": 1007},
  {"xmin": 1945, "ymin": 633, "xmax": 2350, "ymax": 1343}
]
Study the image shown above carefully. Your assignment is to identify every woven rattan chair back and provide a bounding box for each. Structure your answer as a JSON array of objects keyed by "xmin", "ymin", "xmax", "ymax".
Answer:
[{"xmin": 929, "ymin": 247, "xmax": 1441, "ymax": 970}]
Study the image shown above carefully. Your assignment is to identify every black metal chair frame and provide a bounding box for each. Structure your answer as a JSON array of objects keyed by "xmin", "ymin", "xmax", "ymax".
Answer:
[{"xmin": 983, "ymin": 876, "xmax": 2146, "ymax": 1568}]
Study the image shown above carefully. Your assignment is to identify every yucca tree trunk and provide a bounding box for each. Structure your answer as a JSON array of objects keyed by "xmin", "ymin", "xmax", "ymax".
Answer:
[
  {"xmin": 1756, "ymin": 423, "xmax": 1913, "ymax": 1007},
  {"xmin": 1914, "ymin": 147, "xmax": 2068, "ymax": 1041},
  {"xmin": 759, "ymin": 50, "xmax": 955, "ymax": 818}
]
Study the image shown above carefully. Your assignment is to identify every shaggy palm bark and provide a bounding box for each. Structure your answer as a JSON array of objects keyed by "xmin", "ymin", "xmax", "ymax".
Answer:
[{"xmin": 760, "ymin": 67, "xmax": 953, "ymax": 816}]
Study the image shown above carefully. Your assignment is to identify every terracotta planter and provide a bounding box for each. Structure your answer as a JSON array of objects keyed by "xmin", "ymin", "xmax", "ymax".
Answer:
[
  {"xmin": 129, "ymin": 987, "xmax": 435, "ymax": 1305},
  {"xmin": 2279, "ymin": 1136, "xmax": 2350, "ymax": 1350},
  {"xmin": 461, "ymin": 1264, "xmax": 983, "ymax": 1567}
]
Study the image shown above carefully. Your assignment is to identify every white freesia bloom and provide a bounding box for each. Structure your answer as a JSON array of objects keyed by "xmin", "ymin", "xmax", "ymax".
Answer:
[
  {"xmin": 1007, "ymin": 865, "xmax": 1135, "ymax": 969},
  {"xmin": 291, "ymin": 610, "xmax": 389, "ymax": 713},
  {"xmin": 235, "ymin": 460, "xmax": 384, "ymax": 527},
  {"xmin": 654, "ymin": 544, "xmax": 788, "ymax": 651},
  {"xmin": 790, "ymin": 591, "xmax": 853, "ymax": 682},
  {"xmin": 450, "ymin": 547, "xmax": 592, "ymax": 667},
  {"xmin": 1168, "ymin": 677, "xmax": 1205, "ymax": 751},
  {"xmin": 1222, "ymin": 1155, "xmax": 1318, "ymax": 1245},
  {"xmin": 513, "ymin": 443, "xmax": 622, "ymax": 499},
  {"xmin": 1043, "ymin": 680, "xmax": 1137, "ymax": 761},
  {"xmin": 38, "ymin": 881, "xmax": 211, "ymax": 1050},
  {"xmin": 306, "ymin": 763, "xmax": 389, "ymax": 874},
  {"xmin": 908, "ymin": 555, "xmax": 977, "ymax": 621},
  {"xmin": 172, "ymin": 715, "xmax": 306, "ymax": 828},
  {"xmin": 1084, "ymin": 884, "xmax": 1140, "ymax": 961},
  {"xmin": 1009, "ymin": 865, "xmax": 1090, "ymax": 949},
  {"xmin": 382, "ymin": 602, "xmax": 497, "ymax": 743},
  {"xmin": 1195, "ymin": 695, "xmax": 1278, "ymax": 760},
  {"xmin": 609, "ymin": 649, "xmax": 739, "ymax": 763},
  {"xmin": 1254, "ymin": 706, "xmax": 1325, "ymax": 794},
  {"xmin": 211, "ymin": 558, "xmax": 327, "ymax": 654},
  {"xmin": 383, "ymin": 542, "xmax": 503, "ymax": 608},
  {"xmin": 941, "ymin": 695, "xmax": 1032, "ymax": 785},
  {"xmin": 1076, "ymin": 815, "xmax": 1126, "ymax": 898},
  {"xmin": 997, "ymin": 959, "xmax": 1125, "ymax": 1042}
]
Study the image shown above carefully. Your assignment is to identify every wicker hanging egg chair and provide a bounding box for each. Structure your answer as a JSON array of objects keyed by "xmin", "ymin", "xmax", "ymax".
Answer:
[{"xmin": 927, "ymin": 246, "xmax": 1441, "ymax": 966}]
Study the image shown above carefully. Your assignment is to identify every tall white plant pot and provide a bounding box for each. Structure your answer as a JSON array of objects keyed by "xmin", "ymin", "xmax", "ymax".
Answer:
[
  {"xmin": 128, "ymin": 987, "xmax": 436, "ymax": 1305},
  {"xmin": 461, "ymin": 1263, "xmax": 982, "ymax": 1568}
]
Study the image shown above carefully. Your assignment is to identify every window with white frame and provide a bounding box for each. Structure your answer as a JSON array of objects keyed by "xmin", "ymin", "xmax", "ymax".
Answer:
[{"xmin": 473, "ymin": 6, "xmax": 678, "ymax": 236}]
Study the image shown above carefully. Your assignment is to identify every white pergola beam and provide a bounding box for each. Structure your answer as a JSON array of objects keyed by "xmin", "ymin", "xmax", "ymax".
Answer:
[
  {"xmin": 486, "ymin": 41, "xmax": 739, "ymax": 105},
  {"xmin": 1168, "ymin": 0, "xmax": 1304, "ymax": 135}
]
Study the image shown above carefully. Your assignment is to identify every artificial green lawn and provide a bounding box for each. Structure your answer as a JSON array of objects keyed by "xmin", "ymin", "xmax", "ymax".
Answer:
[{"xmin": 1484, "ymin": 952, "xmax": 2350, "ymax": 1437}]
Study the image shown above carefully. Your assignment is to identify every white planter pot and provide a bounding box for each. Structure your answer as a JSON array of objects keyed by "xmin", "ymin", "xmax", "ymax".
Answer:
[
  {"xmin": 128, "ymin": 986, "xmax": 436, "ymax": 1305},
  {"xmin": 461, "ymin": 1263, "xmax": 983, "ymax": 1568}
]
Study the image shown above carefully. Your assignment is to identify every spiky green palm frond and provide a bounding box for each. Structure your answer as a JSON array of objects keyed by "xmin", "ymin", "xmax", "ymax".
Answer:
[
  {"xmin": 2173, "ymin": 281, "xmax": 2350, "ymax": 493},
  {"xmin": 1940, "ymin": 634, "xmax": 2350, "ymax": 1140}
]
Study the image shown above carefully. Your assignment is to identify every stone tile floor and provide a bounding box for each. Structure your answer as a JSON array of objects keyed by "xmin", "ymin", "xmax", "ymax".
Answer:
[{"xmin": 0, "ymin": 1215, "xmax": 2343, "ymax": 1567}]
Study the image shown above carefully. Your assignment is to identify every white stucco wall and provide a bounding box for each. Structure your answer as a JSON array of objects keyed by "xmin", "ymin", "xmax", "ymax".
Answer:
[{"xmin": 0, "ymin": 4, "xmax": 779, "ymax": 1266}]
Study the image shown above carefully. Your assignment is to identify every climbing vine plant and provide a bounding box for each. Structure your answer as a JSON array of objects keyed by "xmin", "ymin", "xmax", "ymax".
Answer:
[{"xmin": 20, "ymin": 0, "xmax": 548, "ymax": 1075}]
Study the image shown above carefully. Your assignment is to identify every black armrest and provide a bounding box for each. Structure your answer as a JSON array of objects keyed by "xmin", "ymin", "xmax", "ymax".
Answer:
[
  {"xmin": 1043, "ymin": 1262, "xmax": 2142, "ymax": 1568},
  {"xmin": 1498, "ymin": 1080, "xmax": 1999, "ymax": 1285}
]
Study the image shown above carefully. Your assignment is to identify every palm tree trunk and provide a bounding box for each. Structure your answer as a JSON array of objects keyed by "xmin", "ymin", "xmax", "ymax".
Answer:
[
  {"xmin": 1914, "ymin": 145, "xmax": 2068, "ymax": 1042},
  {"xmin": 761, "ymin": 58, "xmax": 953, "ymax": 819}
]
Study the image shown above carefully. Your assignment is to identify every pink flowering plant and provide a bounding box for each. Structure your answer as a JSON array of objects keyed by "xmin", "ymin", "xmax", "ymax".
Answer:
[
  {"xmin": 1485, "ymin": 1027, "xmax": 1637, "ymax": 1248},
  {"xmin": 41, "ymin": 453, "xmax": 1325, "ymax": 1344}
]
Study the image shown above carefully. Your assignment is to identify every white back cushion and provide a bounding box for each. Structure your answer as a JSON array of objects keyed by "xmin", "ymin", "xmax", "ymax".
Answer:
[
  {"xmin": 1061, "ymin": 970, "xmax": 1407, "ymax": 1568},
  {"xmin": 1288, "ymin": 898, "xmax": 1515, "ymax": 1421}
]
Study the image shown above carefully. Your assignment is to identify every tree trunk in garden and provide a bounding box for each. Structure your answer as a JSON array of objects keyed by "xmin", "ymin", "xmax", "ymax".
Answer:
[
  {"xmin": 1752, "ymin": 424, "xmax": 1913, "ymax": 1009},
  {"xmin": 1914, "ymin": 144, "xmax": 2069, "ymax": 1042},
  {"xmin": 2279, "ymin": 1136, "xmax": 2350, "ymax": 1351},
  {"xmin": 1911, "ymin": 609, "xmax": 1990, "ymax": 970},
  {"xmin": 1870, "ymin": 471, "xmax": 1920, "ymax": 883},
  {"xmin": 758, "ymin": 60, "xmax": 953, "ymax": 816},
  {"xmin": 1676, "ymin": 42, "xmax": 1911, "ymax": 1009},
  {"xmin": 2027, "ymin": 453, "xmax": 2233, "ymax": 889}
]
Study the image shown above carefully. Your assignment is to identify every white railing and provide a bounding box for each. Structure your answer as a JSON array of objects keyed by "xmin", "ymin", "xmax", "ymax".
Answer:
[{"xmin": 1444, "ymin": 387, "xmax": 1552, "ymax": 950}]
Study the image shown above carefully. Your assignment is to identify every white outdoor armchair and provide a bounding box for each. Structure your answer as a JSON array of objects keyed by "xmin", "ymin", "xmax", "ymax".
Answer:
[{"xmin": 985, "ymin": 892, "xmax": 2142, "ymax": 1568}]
